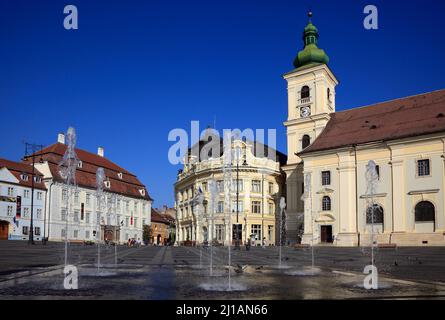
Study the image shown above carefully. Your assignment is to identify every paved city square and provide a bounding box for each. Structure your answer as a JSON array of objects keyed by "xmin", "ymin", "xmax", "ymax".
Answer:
[{"xmin": 0, "ymin": 242, "xmax": 445, "ymax": 299}]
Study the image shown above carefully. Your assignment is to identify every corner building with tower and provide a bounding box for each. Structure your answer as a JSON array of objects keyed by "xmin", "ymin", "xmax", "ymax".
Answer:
[{"xmin": 283, "ymin": 13, "xmax": 445, "ymax": 246}]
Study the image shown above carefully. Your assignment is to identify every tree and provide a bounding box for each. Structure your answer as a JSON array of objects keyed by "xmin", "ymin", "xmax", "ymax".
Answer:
[{"xmin": 143, "ymin": 224, "xmax": 152, "ymax": 245}]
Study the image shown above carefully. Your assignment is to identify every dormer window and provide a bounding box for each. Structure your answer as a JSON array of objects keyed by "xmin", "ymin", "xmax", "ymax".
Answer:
[
  {"xmin": 139, "ymin": 189, "xmax": 146, "ymax": 196},
  {"xmin": 117, "ymin": 172, "xmax": 123, "ymax": 179},
  {"xmin": 77, "ymin": 161, "xmax": 83, "ymax": 168},
  {"xmin": 34, "ymin": 176, "xmax": 42, "ymax": 183},
  {"xmin": 104, "ymin": 180, "xmax": 111, "ymax": 189},
  {"xmin": 20, "ymin": 174, "xmax": 29, "ymax": 181}
]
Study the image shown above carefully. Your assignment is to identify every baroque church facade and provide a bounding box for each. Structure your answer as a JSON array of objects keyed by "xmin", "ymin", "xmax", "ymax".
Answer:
[{"xmin": 284, "ymin": 13, "xmax": 445, "ymax": 246}]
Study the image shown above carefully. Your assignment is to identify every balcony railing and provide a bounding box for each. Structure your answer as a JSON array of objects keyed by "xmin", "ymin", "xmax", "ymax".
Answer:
[{"xmin": 298, "ymin": 96, "xmax": 312, "ymax": 105}]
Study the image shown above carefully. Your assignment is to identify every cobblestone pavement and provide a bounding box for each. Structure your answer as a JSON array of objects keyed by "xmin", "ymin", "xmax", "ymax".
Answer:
[{"xmin": 0, "ymin": 242, "xmax": 445, "ymax": 299}]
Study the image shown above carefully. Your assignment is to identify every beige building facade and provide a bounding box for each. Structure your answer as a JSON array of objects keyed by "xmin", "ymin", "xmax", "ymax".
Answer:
[
  {"xmin": 174, "ymin": 138, "xmax": 286, "ymax": 246},
  {"xmin": 284, "ymin": 13, "xmax": 445, "ymax": 246}
]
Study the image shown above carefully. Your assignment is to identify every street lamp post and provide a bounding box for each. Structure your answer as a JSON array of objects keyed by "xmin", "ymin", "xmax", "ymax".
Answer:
[{"xmin": 23, "ymin": 142, "xmax": 44, "ymax": 245}]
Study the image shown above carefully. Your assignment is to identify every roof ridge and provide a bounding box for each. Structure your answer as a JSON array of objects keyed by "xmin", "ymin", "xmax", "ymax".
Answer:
[
  {"xmin": 335, "ymin": 88, "xmax": 445, "ymax": 115},
  {"xmin": 38, "ymin": 142, "xmax": 135, "ymax": 176}
]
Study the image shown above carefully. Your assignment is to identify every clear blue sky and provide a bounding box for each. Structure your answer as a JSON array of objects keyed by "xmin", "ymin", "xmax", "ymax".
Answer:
[{"xmin": 1, "ymin": 0, "xmax": 444, "ymax": 207}]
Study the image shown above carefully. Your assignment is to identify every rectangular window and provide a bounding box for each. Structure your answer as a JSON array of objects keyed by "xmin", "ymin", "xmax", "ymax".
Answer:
[
  {"xmin": 62, "ymin": 189, "xmax": 68, "ymax": 201},
  {"xmin": 86, "ymin": 212, "xmax": 91, "ymax": 224},
  {"xmin": 417, "ymin": 159, "xmax": 430, "ymax": 177},
  {"xmin": 7, "ymin": 206, "xmax": 13, "ymax": 216},
  {"xmin": 35, "ymin": 227, "xmax": 41, "ymax": 236},
  {"xmin": 251, "ymin": 224, "xmax": 262, "ymax": 241},
  {"xmin": 231, "ymin": 200, "xmax": 243, "ymax": 213},
  {"xmin": 268, "ymin": 182, "xmax": 274, "ymax": 195},
  {"xmin": 268, "ymin": 225, "xmax": 274, "ymax": 242},
  {"xmin": 117, "ymin": 199, "xmax": 121, "ymax": 210},
  {"xmin": 85, "ymin": 230, "xmax": 90, "ymax": 239},
  {"xmin": 215, "ymin": 224, "xmax": 225, "ymax": 241},
  {"xmin": 23, "ymin": 207, "xmax": 30, "ymax": 218},
  {"xmin": 251, "ymin": 180, "xmax": 261, "ymax": 193},
  {"xmin": 7, "ymin": 187, "xmax": 14, "ymax": 196},
  {"xmin": 24, "ymin": 190, "xmax": 30, "ymax": 198},
  {"xmin": 202, "ymin": 182, "xmax": 207, "ymax": 192},
  {"xmin": 74, "ymin": 192, "xmax": 79, "ymax": 204},
  {"xmin": 73, "ymin": 230, "xmax": 78, "ymax": 238},
  {"xmin": 322, "ymin": 171, "xmax": 331, "ymax": 186},
  {"xmin": 375, "ymin": 165, "xmax": 380, "ymax": 180},
  {"xmin": 86, "ymin": 194, "xmax": 91, "ymax": 206},
  {"xmin": 61, "ymin": 229, "xmax": 66, "ymax": 238},
  {"xmin": 125, "ymin": 217, "xmax": 129, "ymax": 227},
  {"xmin": 125, "ymin": 201, "xmax": 129, "ymax": 212},
  {"xmin": 216, "ymin": 180, "xmax": 224, "ymax": 192},
  {"xmin": 36, "ymin": 209, "xmax": 42, "ymax": 219},
  {"xmin": 37, "ymin": 192, "xmax": 43, "ymax": 200},
  {"xmin": 231, "ymin": 179, "xmax": 243, "ymax": 192},
  {"xmin": 134, "ymin": 217, "xmax": 138, "ymax": 228},
  {"xmin": 61, "ymin": 209, "xmax": 67, "ymax": 221},
  {"xmin": 22, "ymin": 226, "xmax": 29, "ymax": 235},
  {"xmin": 268, "ymin": 202, "xmax": 274, "ymax": 215},
  {"xmin": 217, "ymin": 201, "xmax": 224, "ymax": 213},
  {"xmin": 251, "ymin": 201, "xmax": 261, "ymax": 214},
  {"xmin": 73, "ymin": 211, "xmax": 79, "ymax": 222}
]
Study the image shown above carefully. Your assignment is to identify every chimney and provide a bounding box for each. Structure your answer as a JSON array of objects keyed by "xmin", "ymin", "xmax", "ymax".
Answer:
[
  {"xmin": 97, "ymin": 147, "xmax": 104, "ymax": 157},
  {"xmin": 58, "ymin": 133, "xmax": 65, "ymax": 144}
]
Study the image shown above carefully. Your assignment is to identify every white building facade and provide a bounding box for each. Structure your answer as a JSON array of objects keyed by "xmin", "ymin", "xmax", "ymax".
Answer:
[
  {"xmin": 24, "ymin": 133, "xmax": 152, "ymax": 244},
  {"xmin": 0, "ymin": 159, "xmax": 46, "ymax": 241}
]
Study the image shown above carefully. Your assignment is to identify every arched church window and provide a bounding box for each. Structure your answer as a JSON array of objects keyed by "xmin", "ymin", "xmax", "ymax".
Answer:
[
  {"xmin": 366, "ymin": 204, "xmax": 384, "ymax": 224},
  {"xmin": 415, "ymin": 201, "xmax": 435, "ymax": 222},
  {"xmin": 302, "ymin": 135, "xmax": 311, "ymax": 149},
  {"xmin": 322, "ymin": 196, "xmax": 331, "ymax": 211},
  {"xmin": 301, "ymin": 86, "xmax": 310, "ymax": 99}
]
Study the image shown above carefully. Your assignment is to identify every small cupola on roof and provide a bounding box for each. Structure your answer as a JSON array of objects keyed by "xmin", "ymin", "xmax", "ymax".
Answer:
[{"xmin": 293, "ymin": 11, "xmax": 330, "ymax": 70}]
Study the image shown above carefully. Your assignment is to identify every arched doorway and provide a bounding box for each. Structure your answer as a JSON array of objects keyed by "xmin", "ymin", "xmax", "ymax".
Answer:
[
  {"xmin": 202, "ymin": 226, "xmax": 208, "ymax": 243},
  {"xmin": 157, "ymin": 234, "xmax": 162, "ymax": 245},
  {"xmin": 0, "ymin": 221, "xmax": 8, "ymax": 240}
]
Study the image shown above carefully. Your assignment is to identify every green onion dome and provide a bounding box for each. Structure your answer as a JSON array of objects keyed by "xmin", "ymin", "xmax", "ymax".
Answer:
[{"xmin": 293, "ymin": 11, "xmax": 330, "ymax": 69}]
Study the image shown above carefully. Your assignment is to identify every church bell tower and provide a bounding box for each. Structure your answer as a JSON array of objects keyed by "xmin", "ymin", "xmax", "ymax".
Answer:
[{"xmin": 282, "ymin": 11, "xmax": 338, "ymax": 243}]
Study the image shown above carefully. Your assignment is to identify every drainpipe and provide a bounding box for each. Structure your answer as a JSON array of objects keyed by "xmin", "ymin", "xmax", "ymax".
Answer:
[{"xmin": 353, "ymin": 145, "xmax": 360, "ymax": 247}]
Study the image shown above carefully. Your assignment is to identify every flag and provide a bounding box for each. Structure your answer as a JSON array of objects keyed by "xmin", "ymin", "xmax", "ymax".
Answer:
[{"xmin": 13, "ymin": 216, "xmax": 18, "ymax": 227}]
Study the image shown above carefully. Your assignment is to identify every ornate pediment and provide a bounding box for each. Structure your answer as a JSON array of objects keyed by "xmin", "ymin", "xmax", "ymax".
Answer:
[{"xmin": 315, "ymin": 212, "xmax": 335, "ymax": 223}]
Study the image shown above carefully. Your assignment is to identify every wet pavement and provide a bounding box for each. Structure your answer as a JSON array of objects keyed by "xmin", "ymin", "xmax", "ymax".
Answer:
[{"xmin": 0, "ymin": 242, "xmax": 445, "ymax": 299}]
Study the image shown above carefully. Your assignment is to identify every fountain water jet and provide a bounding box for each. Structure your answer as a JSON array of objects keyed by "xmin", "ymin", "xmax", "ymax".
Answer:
[
  {"xmin": 222, "ymin": 133, "xmax": 233, "ymax": 290},
  {"xmin": 302, "ymin": 172, "xmax": 317, "ymax": 274},
  {"xmin": 364, "ymin": 160, "xmax": 379, "ymax": 289},
  {"xmin": 208, "ymin": 179, "xmax": 219, "ymax": 277},
  {"xmin": 58, "ymin": 127, "xmax": 79, "ymax": 267},
  {"xmin": 96, "ymin": 167, "xmax": 105, "ymax": 273},
  {"xmin": 278, "ymin": 197, "xmax": 286, "ymax": 269}
]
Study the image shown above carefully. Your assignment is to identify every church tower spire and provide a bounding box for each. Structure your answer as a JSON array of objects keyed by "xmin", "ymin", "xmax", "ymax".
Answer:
[{"xmin": 293, "ymin": 11, "xmax": 330, "ymax": 69}]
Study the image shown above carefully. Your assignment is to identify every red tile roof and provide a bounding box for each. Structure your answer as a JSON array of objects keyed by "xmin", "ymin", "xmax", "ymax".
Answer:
[
  {"xmin": 151, "ymin": 208, "xmax": 173, "ymax": 225},
  {"xmin": 299, "ymin": 89, "xmax": 445, "ymax": 155},
  {"xmin": 0, "ymin": 158, "xmax": 47, "ymax": 190},
  {"xmin": 23, "ymin": 143, "xmax": 152, "ymax": 201}
]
